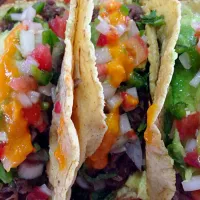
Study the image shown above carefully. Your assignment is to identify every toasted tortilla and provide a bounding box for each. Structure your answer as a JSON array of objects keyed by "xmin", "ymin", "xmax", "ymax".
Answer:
[
  {"xmin": 73, "ymin": 0, "xmax": 161, "ymax": 166},
  {"xmin": 47, "ymin": 0, "xmax": 80, "ymax": 199},
  {"xmin": 141, "ymin": 0, "xmax": 181, "ymax": 199},
  {"xmin": 72, "ymin": 0, "xmax": 107, "ymax": 166},
  {"xmin": 0, "ymin": 1, "xmax": 80, "ymax": 199},
  {"xmin": 72, "ymin": 0, "xmax": 170, "ymax": 199}
]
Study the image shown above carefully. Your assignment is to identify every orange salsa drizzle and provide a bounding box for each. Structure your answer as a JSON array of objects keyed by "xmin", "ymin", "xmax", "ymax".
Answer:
[{"xmin": 0, "ymin": 24, "xmax": 33, "ymax": 171}]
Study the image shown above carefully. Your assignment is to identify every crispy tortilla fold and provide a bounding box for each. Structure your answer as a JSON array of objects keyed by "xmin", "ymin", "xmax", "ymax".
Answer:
[
  {"xmin": 72, "ymin": 0, "xmax": 172, "ymax": 199},
  {"xmin": 72, "ymin": 0, "xmax": 107, "ymax": 166},
  {"xmin": 0, "ymin": 1, "xmax": 80, "ymax": 199},
  {"xmin": 142, "ymin": 0, "xmax": 181, "ymax": 199},
  {"xmin": 46, "ymin": 0, "xmax": 80, "ymax": 199},
  {"xmin": 73, "ymin": 0, "xmax": 161, "ymax": 166}
]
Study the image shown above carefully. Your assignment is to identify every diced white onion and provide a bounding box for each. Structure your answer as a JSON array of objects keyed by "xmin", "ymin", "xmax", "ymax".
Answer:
[
  {"xmin": 95, "ymin": 47, "xmax": 112, "ymax": 65},
  {"xmin": 10, "ymin": 13, "xmax": 23, "ymax": 21},
  {"xmin": 141, "ymin": 35, "xmax": 147, "ymax": 43},
  {"xmin": 76, "ymin": 176, "xmax": 90, "ymax": 190},
  {"xmin": 17, "ymin": 93, "xmax": 32, "ymax": 108},
  {"xmin": 51, "ymin": 87, "xmax": 57, "ymax": 103},
  {"xmin": 27, "ymin": 91, "xmax": 40, "ymax": 104},
  {"xmin": 38, "ymin": 83, "xmax": 54, "ymax": 96},
  {"xmin": 191, "ymin": 21, "xmax": 200, "ymax": 31},
  {"xmin": 96, "ymin": 16, "xmax": 110, "ymax": 35},
  {"xmin": 110, "ymin": 146, "xmax": 126, "ymax": 154},
  {"xmin": 18, "ymin": 161, "xmax": 44, "ymax": 180},
  {"xmin": 39, "ymin": 184, "xmax": 52, "ymax": 197},
  {"xmin": 185, "ymin": 139, "xmax": 197, "ymax": 153},
  {"xmin": 0, "ymin": 132, "xmax": 8, "ymax": 143},
  {"xmin": 102, "ymin": 83, "xmax": 117, "ymax": 100},
  {"xmin": 107, "ymin": 94, "xmax": 123, "ymax": 110},
  {"xmin": 179, "ymin": 52, "xmax": 191, "ymax": 69},
  {"xmin": 20, "ymin": 30, "xmax": 35, "ymax": 57},
  {"xmin": 11, "ymin": 6, "xmax": 36, "ymax": 22},
  {"xmin": 116, "ymin": 24, "xmax": 126, "ymax": 36},
  {"xmin": 28, "ymin": 22, "xmax": 43, "ymax": 32},
  {"xmin": 190, "ymin": 70, "xmax": 200, "ymax": 88},
  {"xmin": 182, "ymin": 176, "xmax": 200, "ymax": 191},
  {"xmin": 19, "ymin": 56, "xmax": 38, "ymax": 75},
  {"xmin": 126, "ymin": 87, "xmax": 138, "ymax": 99},
  {"xmin": 120, "ymin": 113, "xmax": 132, "ymax": 135},
  {"xmin": 111, "ymin": 135, "xmax": 128, "ymax": 152},
  {"xmin": 35, "ymin": 31, "xmax": 43, "ymax": 46},
  {"xmin": 128, "ymin": 20, "xmax": 139, "ymax": 37},
  {"xmin": 21, "ymin": 6, "xmax": 36, "ymax": 21}
]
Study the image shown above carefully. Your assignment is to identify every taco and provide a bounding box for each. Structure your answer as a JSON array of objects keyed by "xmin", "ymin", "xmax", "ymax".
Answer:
[
  {"xmin": 70, "ymin": 0, "xmax": 174, "ymax": 199},
  {"xmin": 0, "ymin": 0, "xmax": 79, "ymax": 199},
  {"xmin": 154, "ymin": 0, "xmax": 200, "ymax": 199}
]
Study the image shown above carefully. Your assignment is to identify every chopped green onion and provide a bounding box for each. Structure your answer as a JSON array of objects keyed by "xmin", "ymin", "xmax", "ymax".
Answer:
[
  {"xmin": 120, "ymin": 5, "xmax": 129, "ymax": 16},
  {"xmin": 41, "ymin": 102, "xmax": 50, "ymax": 110},
  {"xmin": 34, "ymin": 17, "xmax": 49, "ymax": 29},
  {"xmin": 32, "ymin": 2, "xmax": 45, "ymax": 14},
  {"xmin": 127, "ymin": 71, "xmax": 146, "ymax": 88},
  {"xmin": 137, "ymin": 122, "xmax": 147, "ymax": 133},
  {"xmin": 31, "ymin": 66, "xmax": 53, "ymax": 86},
  {"xmin": 0, "ymin": 163, "xmax": 13, "ymax": 184},
  {"xmin": 139, "ymin": 30, "xmax": 145, "ymax": 36},
  {"xmin": 42, "ymin": 29, "xmax": 59, "ymax": 50},
  {"xmin": 90, "ymin": 18, "xmax": 100, "ymax": 46},
  {"xmin": 175, "ymin": 45, "xmax": 188, "ymax": 54},
  {"xmin": 3, "ymin": 7, "xmax": 23, "ymax": 21},
  {"xmin": 170, "ymin": 102, "xmax": 187, "ymax": 120},
  {"xmin": 33, "ymin": 143, "xmax": 41, "ymax": 152}
]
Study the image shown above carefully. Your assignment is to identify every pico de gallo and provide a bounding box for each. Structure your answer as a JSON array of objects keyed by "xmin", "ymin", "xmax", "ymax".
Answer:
[
  {"xmin": 71, "ymin": 0, "xmax": 165, "ymax": 199},
  {"xmin": 0, "ymin": 0, "xmax": 68, "ymax": 199},
  {"xmin": 164, "ymin": 4, "xmax": 200, "ymax": 200}
]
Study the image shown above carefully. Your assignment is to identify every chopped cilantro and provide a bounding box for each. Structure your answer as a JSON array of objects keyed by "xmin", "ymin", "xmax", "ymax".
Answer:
[{"xmin": 140, "ymin": 10, "xmax": 165, "ymax": 27}]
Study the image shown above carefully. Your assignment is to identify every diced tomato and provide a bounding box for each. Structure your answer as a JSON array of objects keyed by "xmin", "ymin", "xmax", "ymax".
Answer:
[
  {"xmin": 195, "ymin": 28, "xmax": 200, "ymax": 37},
  {"xmin": 97, "ymin": 34, "xmax": 108, "ymax": 47},
  {"xmin": 121, "ymin": 92, "xmax": 139, "ymax": 112},
  {"xmin": 197, "ymin": 40, "xmax": 200, "ymax": 54},
  {"xmin": 126, "ymin": 130, "xmax": 137, "ymax": 140},
  {"xmin": 191, "ymin": 190, "xmax": 200, "ymax": 200},
  {"xmin": 175, "ymin": 112, "xmax": 200, "ymax": 141},
  {"xmin": 64, "ymin": 0, "xmax": 70, "ymax": 3},
  {"xmin": 31, "ymin": 44, "xmax": 52, "ymax": 72},
  {"xmin": 27, "ymin": 187, "xmax": 49, "ymax": 200},
  {"xmin": 96, "ymin": 64, "xmax": 107, "ymax": 79},
  {"xmin": 49, "ymin": 12, "xmax": 68, "ymax": 39},
  {"xmin": 9, "ymin": 76, "xmax": 38, "ymax": 93},
  {"xmin": 106, "ymin": 29, "xmax": 119, "ymax": 44},
  {"xmin": 0, "ymin": 144, "xmax": 5, "ymax": 159},
  {"xmin": 36, "ymin": 120, "xmax": 47, "ymax": 133},
  {"xmin": 125, "ymin": 35, "xmax": 148, "ymax": 67},
  {"xmin": 54, "ymin": 101, "xmax": 61, "ymax": 114},
  {"xmin": 184, "ymin": 151, "xmax": 200, "ymax": 168},
  {"xmin": 22, "ymin": 104, "xmax": 41, "ymax": 125}
]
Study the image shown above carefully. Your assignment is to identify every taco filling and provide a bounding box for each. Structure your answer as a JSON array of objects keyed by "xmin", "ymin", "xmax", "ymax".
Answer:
[
  {"xmin": 72, "ymin": 1, "xmax": 165, "ymax": 199},
  {"xmin": 163, "ymin": 3, "xmax": 200, "ymax": 200},
  {"xmin": 0, "ymin": 1, "xmax": 68, "ymax": 199}
]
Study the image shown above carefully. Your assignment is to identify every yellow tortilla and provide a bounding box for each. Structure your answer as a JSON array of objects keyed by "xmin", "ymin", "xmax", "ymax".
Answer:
[
  {"xmin": 72, "ymin": 0, "xmax": 107, "ymax": 167},
  {"xmin": 0, "ymin": 1, "xmax": 80, "ymax": 199},
  {"xmin": 72, "ymin": 0, "xmax": 173, "ymax": 199},
  {"xmin": 142, "ymin": 0, "xmax": 181, "ymax": 199},
  {"xmin": 47, "ymin": 0, "xmax": 80, "ymax": 199}
]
